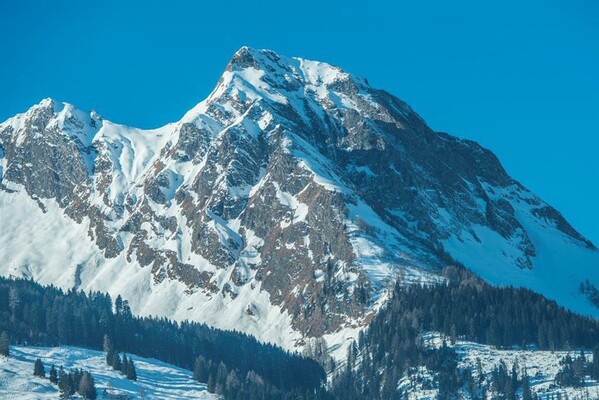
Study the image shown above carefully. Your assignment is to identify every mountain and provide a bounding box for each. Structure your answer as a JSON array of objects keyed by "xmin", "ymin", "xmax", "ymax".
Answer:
[{"xmin": 1, "ymin": 46, "xmax": 597, "ymax": 355}]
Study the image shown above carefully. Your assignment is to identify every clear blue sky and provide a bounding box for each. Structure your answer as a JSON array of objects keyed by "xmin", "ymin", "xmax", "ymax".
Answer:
[{"xmin": 1, "ymin": 0, "xmax": 597, "ymax": 245}]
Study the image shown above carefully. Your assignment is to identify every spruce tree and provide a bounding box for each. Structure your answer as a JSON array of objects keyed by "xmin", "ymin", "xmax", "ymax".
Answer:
[
  {"xmin": 70, "ymin": 370, "xmax": 78, "ymax": 395},
  {"xmin": 104, "ymin": 334, "xmax": 115, "ymax": 367},
  {"xmin": 522, "ymin": 368, "xmax": 533, "ymax": 400},
  {"xmin": 78, "ymin": 371, "xmax": 97, "ymax": 399},
  {"xmin": 0, "ymin": 331, "xmax": 9, "ymax": 356},
  {"xmin": 115, "ymin": 295, "xmax": 123, "ymax": 316},
  {"xmin": 49, "ymin": 364, "xmax": 58, "ymax": 384},
  {"xmin": 122, "ymin": 354, "xmax": 129, "ymax": 376},
  {"xmin": 33, "ymin": 358, "xmax": 45, "ymax": 377},
  {"xmin": 111, "ymin": 352, "xmax": 122, "ymax": 371},
  {"xmin": 193, "ymin": 357, "xmax": 202, "ymax": 381},
  {"xmin": 450, "ymin": 323, "xmax": 457, "ymax": 345},
  {"xmin": 194, "ymin": 357, "xmax": 208, "ymax": 382},
  {"xmin": 505, "ymin": 362, "xmax": 517, "ymax": 400},
  {"xmin": 58, "ymin": 367, "xmax": 72, "ymax": 399},
  {"xmin": 126, "ymin": 358, "xmax": 137, "ymax": 381},
  {"xmin": 207, "ymin": 373, "xmax": 216, "ymax": 393}
]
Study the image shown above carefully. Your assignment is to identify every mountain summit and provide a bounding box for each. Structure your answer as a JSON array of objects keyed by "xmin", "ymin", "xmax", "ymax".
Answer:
[{"xmin": 1, "ymin": 47, "xmax": 597, "ymax": 354}]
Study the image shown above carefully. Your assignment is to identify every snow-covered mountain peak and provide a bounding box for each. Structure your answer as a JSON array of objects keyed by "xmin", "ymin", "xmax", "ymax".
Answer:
[
  {"xmin": 0, "ymin": 97, "xmax": 104, "ymax": 150},
  {"xmin": 1, "ymin": 48, "xmax": 598, "ymax": 357},
  {"xmin": 217, "ymin": 47, "xmax": 368, "ymax": 113},
  {"xmin": 28, "ymin": 97, "xmax": 87, "ymax": 120},
  {"xmin": 227, "ymin": 46, "xmax": 355, "ymax": 87},
  {"xmin": 37, "ymin": 97, "xmax": 57, "ymax": 109}
]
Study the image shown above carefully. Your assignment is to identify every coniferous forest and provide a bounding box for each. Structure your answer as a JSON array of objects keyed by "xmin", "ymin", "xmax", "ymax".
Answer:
[
  {"xmin": 0, "ymin": 277, "xmax": 328, "ymax": 400},
  {"xmin": 2, "ymin": 267, "xmax": 599, "ymax": 399},
  {"xmin": 332, "ymin": 266, "xmax": 599, "ymax": 400}
]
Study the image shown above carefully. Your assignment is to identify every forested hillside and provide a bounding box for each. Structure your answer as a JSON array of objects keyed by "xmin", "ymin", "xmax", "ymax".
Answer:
[
  {"xmin": 3, "ymin": 268, "xmax": 599, "ymax": 399},
  {"xmin": 332, "ymin": 267, "xmax": 599, "ymax": 399},
  {"xmin": 0, "ymin": 277, "xmax": 328, "ymax": 400}
]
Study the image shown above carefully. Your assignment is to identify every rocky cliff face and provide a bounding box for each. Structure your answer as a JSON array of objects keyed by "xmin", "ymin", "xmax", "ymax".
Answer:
[{"xmin": 1, "ymin": 47, "xmax": 597, "ymax": 352}]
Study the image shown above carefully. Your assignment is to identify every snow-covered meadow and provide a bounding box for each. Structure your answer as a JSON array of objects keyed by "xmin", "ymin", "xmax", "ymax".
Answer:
[{"xmin": 0, "ymin": 346, "xmax": 218, "ymax": 399}]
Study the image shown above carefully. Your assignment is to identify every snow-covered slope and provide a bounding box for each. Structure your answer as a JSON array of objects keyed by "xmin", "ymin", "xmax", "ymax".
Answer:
[
  {"xmin": 0, "ymin": 47, "xmax": 597, "ymax": 356},
  {"xmin": 444, "ymin": 184, "xmax": 599, "ymax": 318},
  {"xmin": 403, "ymin": 333, "xmax": 599, "ymax": 400},
  {"xmin": 0, "ymin": 346, "xmax": 218, "ymax": 399}
]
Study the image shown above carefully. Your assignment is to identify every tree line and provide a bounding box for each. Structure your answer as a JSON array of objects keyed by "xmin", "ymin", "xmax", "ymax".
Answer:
[
  {"xmin": 397, "ymin": 266, "xmax": 599, "ymax": 350},
  {"xmin": 3, "ymin": 267, "xmax": 599, "ymax": 400},
  {"xmin": 0, "ymin": 277, "xmax": 328, "ymax": 400},
  {"xmin": 331, "ymin": 266, "xmax": 599, "ymax": 399}
]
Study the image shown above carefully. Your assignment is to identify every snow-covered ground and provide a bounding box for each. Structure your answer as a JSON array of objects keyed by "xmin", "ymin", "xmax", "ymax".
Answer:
[
  {"xmin": 456, "ymin": 342, "xmax": 599, "ymax": 400},
  {"xmin": 415, "ymin": 333, "xmax": 599, "ymax": 400},
  {"xmin": 0, "ymin": 346, "xmax": 218, "ymax": 399},
  {"xmin": 443, "ymin": 183, "xmax": 599, "ymax": 320}
]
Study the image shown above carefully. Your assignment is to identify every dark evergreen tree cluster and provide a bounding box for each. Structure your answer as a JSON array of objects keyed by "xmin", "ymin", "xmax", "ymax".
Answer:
[
  {"xmin": 522, "ymin": 368, "xmax": 534, "ymax": 400},
  {"xmin": 331, "ymin": 297, "xmax": 463, "ymax": 400},
  {"xmin": 192, "ymin": 356, "xmax": 330, "ymax": 399},
  {"xmin": 32, "ymin": 358, "xmax": 97, "ymax": 400},
  {"xmin": 331, "ymin": 266, "xmax": 599, "ymax": 399},
  {"xmin": 108, "ymin": 351, "xmax": 137, "ymax": 381},
  {"xmin": 465, "ymin": 360, "xmax": 540, "ymax": 400},
  {"xmin": 0, "ymin": 277, "xmax": 327, "ymax": 400},
  {"xmin": 391, "ymin": 266, "xmax": 599, "ymax": 350},
  {"xmin": 57, "ymin": 367, "xmax": 97, "ymax": 399},
  {"xmin": 554, "ymin": 352, "xmax": 592, "ymax": 388},
  {"xmin": 104, "ymin": 334, "xmax": 137, "ymax": 381},
  {"xmin": 489, "ymin": 360, "xmax": 522, "ymax": 400}
]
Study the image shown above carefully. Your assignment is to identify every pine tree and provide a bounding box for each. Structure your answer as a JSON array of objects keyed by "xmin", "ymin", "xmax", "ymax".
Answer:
[
  {"xmin": 122, "ymin": 299, "xmax": 132, "ymax": 318},
  {"xmin": 194, "ymin": 357, "xmax": 208, "ymax": 382},
  {"xmin": 58, "ymin": 367, "xmax": 72, "ymax": 399},
  {"xmin": 114, "ymin": 295, "xmax": 123, "ymax": 315},
  {"xmin": 0, "ymin": 331, "xmax": 9, "ymax": 356},
  {"xmin": 33, "ymin": 358, "xmax": 45, "ymax": 377},
  {"xmin": 522, "ymin": 368, "xmax": 533, "ymax": 400},
  {"xmin": 506, "ymin": 361, "xmax": 518, "ymax": 400},
  {"xmin": 8, "ymin": 287, "xmax": 20, "ymax": 318},
  {"xmin": 127, "ymin": 358, "xmax": 137, "ymax": 381},
  {"xmin": 49, "ymin": 364, "xmax": 58, "ymax": 384},
  {"xmin": 104, "ymin": 334, "xmax": 115, "ymax": 367},
  {"xmin": 207, "ymin": 372, "xmax": 216, "ymax": 393},
  {"xmin": 225, "ymin": 369, "xmax": 240, "ymax": 396},
  {"xmin": 111, "ymin": 352, "xmax": 122, "ymax": 371},
  {"xmin": 78, "ymin": 371, "xmax": 97, "ymax": 399},
  {"xmin": 450, "ymin": 323, "xmax": 457, "ymax": 345},
  {"xmin": 555, "ymin": 354, "xmax": 583, "ymax": 387},
  {"xmin": 71, "ymin": 369, "xmax": 82, "ymax": 394},
  {"xmin": 122, "ymin": 354, "xmax": 129, "ymax": 376}
]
